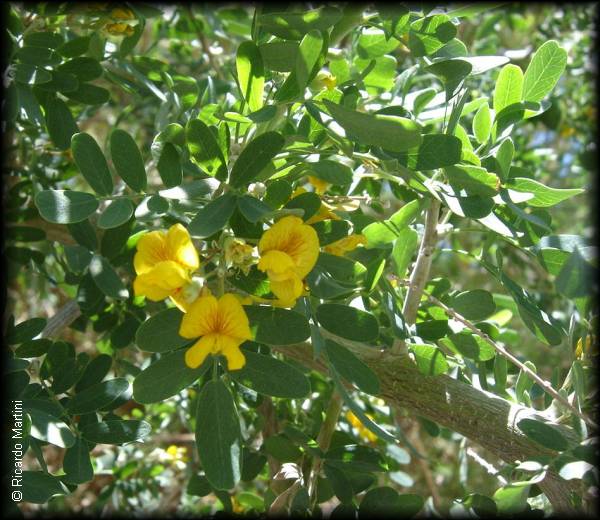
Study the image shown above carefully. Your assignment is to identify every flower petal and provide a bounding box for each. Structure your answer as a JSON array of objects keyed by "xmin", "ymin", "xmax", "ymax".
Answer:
[
  {"xmin": 219, "ymin": 336, "xmax": 247, "ymax": 370},
  {"xmin": 217, "ymin": 294, "xmax": 252, "ymax": 340},
  {"xmin": 134, "ymin": 261, "xmax": 189, "ymax": 301},
  {"xmin": 270, "ymin": 276, "xmax": 303, "ymax": 304},
  {"xmin": 257, "ymin": 250, "xmax": 296, "ymax": 279},
  {"xmin": 166, "ymin": 223, "xmax": 199, "ymax": 271},
  {"xmin": 184, "ymin": 335, "xmax": 217, "ymax": 368},
  {"xmin": 134, "ymin": 230, "xmax": 167, "ymax": 274},
  {"xmin": 179, "ymin": 294, "xmax": 218, "ymax": 339}
]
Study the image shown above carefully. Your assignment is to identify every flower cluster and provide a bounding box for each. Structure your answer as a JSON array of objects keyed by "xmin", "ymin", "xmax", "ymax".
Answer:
[{"xmin": 133, "ymin": 202, "xmax": 365, "ymax": 370}]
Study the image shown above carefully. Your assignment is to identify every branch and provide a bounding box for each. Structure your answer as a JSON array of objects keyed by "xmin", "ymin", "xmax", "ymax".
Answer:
[
  {"xmin": 424, "ymin": 291, "xmax": 597, "ymax": 430},
  {"xmin": 41, "ymin": 299, "xmax": 81, "ymax": 339},
  {"xmin": 272, "ymin": 342, "xmax": 581, "ymax": 513},
  {"xmin": 307, "ymin": 391, "xmax": 343, "ymax": 505},
  {"xmin": 392, "ymin": 198, "xmax": 441, "ymax": 354}
]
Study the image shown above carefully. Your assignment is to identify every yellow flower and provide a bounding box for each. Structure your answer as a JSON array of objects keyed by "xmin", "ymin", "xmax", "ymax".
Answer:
[
  {"xmin": 133, "ymin": 224, "xmax": 200, "ymax": 308},
  {"xmin": 346, "ymin": 411, "xmax": 377, "ymax": 443},
  {"xmin": 165, "ymin": 445, "xmax": 188, "ymax": 463},
  {"xmin": 179, "ymin": 293, "xmax": 252, "ymax": 370},
  {"xmin": 257, "ymin": 216, "xmax": 319, "ymax": 306},
  {"xmin": 324, "ymin": 234, "xmax": 367, "ymax": 256},
  {"xmin": 105, "ymin": 22, "xmax": 135, "ymax": 36},
  {"xmin": 575, "ymin": 335, "xmax": 595, "ymax": 359},
  {"xmin": 307, "ymin": 175, "xmax": 330, "ymax": 195},
  {"xmin": 291, "ymin": 186, "xmax": 342, "ymax": 224}
]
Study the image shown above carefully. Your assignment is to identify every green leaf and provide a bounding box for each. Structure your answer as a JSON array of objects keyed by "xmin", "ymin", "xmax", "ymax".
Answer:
[
  {"xmin": 35, "ymin": 190, "xmax": 99, "ymax": 224},
  {"xmin": 451, "ymin": 290, "xmax": 496, "ymax": 320},
  {"xmin": 408, "ymin": 15, "xmax": 457, "ymax": 57},
  {"xmin": 283, "ymin": 191, "xmax": 321, "ymax": 221},
  {"xmin": 308, "ymin": 159, "xmax": 353, "ymax": 185},
  {"xmin": 21, "ymin": 471, "xmax": 69, "ymax": 504},
  {"xmin": 410, "ymin": 344, "xmax": 449, "ymax": 376},
  {"xmin": 67, "ymin": 378, "xmax": 129, "ymax": 414},
  {"xmin": 426, "ymin": 59, "xmax": 472, "ymax": 98},
  {"xmin": 494, "ymin": 138, "xmax": 514, "ymax": 181},
  {"xmin": 522, "ymin": 41, "xmax": 567, "ymax": 103},
  {"xmin": 229, "ymin": 132, "xmax": 285, "ymax": 188},
  {"xmin": 188, "ymin": 193, "xmax": 238, "ymax": 238},
  {"xmin": 257, "ymin": 6, "xmax": 342, "ymax": 40},
  {"xmin": 323, "ymin": 99, "xmax": 422, "ymax": 152},
  {"xmin": 7, "ymin": 317, "xmax": 47, "ymax": 345},
  {"xmin": 230, "ymin": 350, "xmax": 310, "ymax": 398},
  {"xmin": 66, "ymin": 83, "xmax": 110, "ymax": 105},
  {"xmin": 360, "ymin": 487, "xmax": 423, "ymax": 518},
  {"xmin": 71, "ymin": 132, "xmax": 113, "ymax": 196},
  {"xmin": 29, "ymin": 409, "xmax": 75, "ymax": 448},
  {"xmin": 357, "ymin": 27, "xmax": 399, "ymax": 58},
  {"xmin": 325, "ymin": 340, "xmax": 380, "ymax": 394},
  {"xmin": 15, "ymin": 338, "xmax": 52, "ymax": 358},
  {"xmin": 187, "ymin": 474, "xmax": 212, "ymax": 496},
  {"xmin": 186, "ymin": 118, "xmax": 227, "ymax": 178},
  {"xmin": 517, "ymin": 418, "xmax": 568, "ymax": 451},
  {"xmin": 392, "ymin": 134, "xmax": 462, "ymax": 170},
  {"xmin": 296, "ymin": 30, "xmax": 324, "ymax": 90},
  {"xmin": 97, "ymin": 198, "xmax": 134, "ymax": 229},
  {"xmin": 472, "ymin": 103, "xmax": 491, "ymax": 144},
  {"xmin": 312, "ymin": 220, "xmax": 350, "ymax": 245},
  {"xmin": 195, "ymin": 379, "xmax": 242, "ymax": 490},
  {"xmin": 45, "ymin": 98, "xmax": 79, "ymax": 150},
  {"xmin": 236, "ymin": 41, "xmax": 264, "ymax": 112},
  {"xmin": 135, "ymin": 307, "xmax": 190, "ymax": 353},
  {"xmin": 89, "ymin": 255, "xmax": 129, "ymax": 299},
  {"xmin": 80, "ymin": 420, "xmax": 151, "ymax": 445},
  {"xmin": 58, "ymin": 35, "xmax": 91, "ymax": 58},
  {"xmin": 245, "ymin": 306, "xmax": 311, "ymax": 345},
  {"xmin": 109, "ymin": 129, "xmax": 147, "ymax": 192},
  {"xmin": 440, "ymin": 331, "xmax": 496, "ymax": 361},
  {"xmin": 493, "ymin": 64, "xmax": 524, "ymax": 114},
  {"xmin": 16, "ymin": 46, "xmax": 61, "ymax": 66},
  {"xmin": 133, "ymin": 349, "xmax": 212, "ymax": 404},
  {"xmin": 555, "ymin": 248, "xmax": 595, "ymax": 298},
  {"xmin": 316, "ymin": 304, "xmax": 379, "ymax": 342},
  {"xmin": 63, "ymin": 438, "xmax": 94, "ymax": 484},
  {"xmin": 157, "ymin": 142, "xmax": 182, "ymax": 188},
  {"xmin": 391, "ymin": 229, "xmax": 418, "ymax": 279},
  {"xmin": 325, "ymin": 444, "xmax": 388, "ymax": 472},
  {"xmin": 445, "ymin": 165, "xmax": 499, "ymax": 197},
  {"xmin": 323, "ymin": 462, "xmax": 354, "ymax": 504},
  {"xmin": 362, "ymin": 199, "xmax": 421, "ymax": 249},
  {"xmin": 76, "ymin": 354, "xmax": 112, "ymax": 391},
  {"xmin": 506, "ymin": 177, "xmax": 583, "ymax": 207},
  {"xmin": 57, "ymin": 57, "xmax": 103, "ymax": 81},
  {"xmin": 237, "ymin": 195, "xmax": 272, "ymax": 223},
  {"xmin": 259, "ymin": 41, "xmax": 298, "ymax": 72}
]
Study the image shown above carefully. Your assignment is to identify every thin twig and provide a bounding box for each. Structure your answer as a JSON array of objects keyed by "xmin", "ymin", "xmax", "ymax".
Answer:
[
  {"xmin": 185, "ymin": 6, "xmax": 223, "ymax": 80},
  {"xmin": 422, "ymin": 289, "xmax": 597, "ymax": 430},
  {"xmin": 391, "ymin": 198, "xmax": 441, "ymax": 354},
  {"xmin": 307, "ymin": 390, "xmax": 343, "ymax": 507}
]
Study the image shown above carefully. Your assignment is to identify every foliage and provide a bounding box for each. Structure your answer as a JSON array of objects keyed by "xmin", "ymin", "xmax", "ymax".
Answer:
[{"xmin": 3, "ymin": 3, "xmax": 597, "ymax": 517}]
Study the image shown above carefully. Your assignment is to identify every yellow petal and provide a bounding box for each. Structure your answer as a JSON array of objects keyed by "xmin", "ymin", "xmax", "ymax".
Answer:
[
  {"xmin": 257, "ymin": 250, "xmax": 296, "ymax": 280},
  {"xmin": 307, "ymin": 176, "xmax": 330, "ymax": 195},
  {"xmin": 179, "ymin": 294, "xmax": 219, "ymax": 339},
  {"xmin": 219, "ymin": 336, "xmax": 247, "ymax": 370},
  {"xmin": 170, "ymin": 291, "xmax": 191, "ymax": 313},
  {"xmin": 258, "ymin": 216, "xmax": 319, "ymax": 279},
  {"xmin": 133, "ymin": 261, "xmax": 189, "ymax": 301},
  {"xmin": 217, "ymin": 294, "xmax": 253, "ymax": 341},
  {"xmin": 305, "ymin": 204, "xmax": 342, "ymax": 225},
  {"xmin": 324, "ymin": 234, "xmax": 367, "ymax": 256},
  {"xmin": 270, "ymin": 276, "xmax": 303, "ymax": 304},
  {"xmin": 134, "ymin": 230, "xmax": 167, "ymax": 274},
  {"xmin": 166, "ymin": 224, "xmax": 199, "ymax": 271},
  {"xmin": 185, "ymin": 335, "xmax": 218, "ymax": 368}
]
